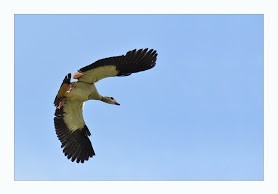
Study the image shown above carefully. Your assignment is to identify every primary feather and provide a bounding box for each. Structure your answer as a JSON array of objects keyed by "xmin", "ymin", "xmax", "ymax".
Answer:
[{"xmin": 77, "ymin": 48, "xmax": 157, "ymax": 83}]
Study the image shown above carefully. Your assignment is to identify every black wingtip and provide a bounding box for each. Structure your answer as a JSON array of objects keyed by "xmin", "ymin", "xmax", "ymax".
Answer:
[
  {"xmin": 54, "ymin": 108, "xmax": 95, "ymax": 163},
  {"xmin": 116, "ymin": 48, "xmax": 158, "ymax": 76}
]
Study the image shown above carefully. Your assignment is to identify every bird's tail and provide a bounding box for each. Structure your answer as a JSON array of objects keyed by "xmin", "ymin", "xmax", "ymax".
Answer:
[{"xmin": 54, "ymin": 73, "xmax": 72, "ymax": 107}]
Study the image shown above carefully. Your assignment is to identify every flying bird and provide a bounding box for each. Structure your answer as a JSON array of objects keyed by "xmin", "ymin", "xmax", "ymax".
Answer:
[{"xmin": 54, "ymin": 48, "xmax": 158, "ymax": 163}]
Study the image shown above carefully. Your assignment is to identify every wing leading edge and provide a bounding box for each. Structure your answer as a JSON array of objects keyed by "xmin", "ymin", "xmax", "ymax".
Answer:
[{"xmin": 77, "ymin": 48, "xmax": 157, "ymax": 84}]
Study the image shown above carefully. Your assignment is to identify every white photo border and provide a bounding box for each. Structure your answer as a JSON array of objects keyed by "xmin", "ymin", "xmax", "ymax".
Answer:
[{"xmin": 1, "ymin": 0, "xmax": 276, "ymax": 193}]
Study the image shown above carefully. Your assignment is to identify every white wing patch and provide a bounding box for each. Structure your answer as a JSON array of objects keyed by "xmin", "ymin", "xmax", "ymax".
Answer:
[{"xmin": 78, "ymin": 65, "xmax": 118, "ymax": 83}]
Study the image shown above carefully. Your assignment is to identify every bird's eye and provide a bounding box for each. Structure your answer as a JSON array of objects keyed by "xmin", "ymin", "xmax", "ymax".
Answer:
[{"xmin": 111, "ymin": 97, "xmax": 114, "ymax": 100}]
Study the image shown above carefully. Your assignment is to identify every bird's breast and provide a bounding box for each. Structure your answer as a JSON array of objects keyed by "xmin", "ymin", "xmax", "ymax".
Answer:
[
  {"xmin": 65, "ymin": 82, "xmax": 93, "ymax": 101},
  {"xmin": 88, "ymin": 84, "xmax": 101, "ymax": 100}
]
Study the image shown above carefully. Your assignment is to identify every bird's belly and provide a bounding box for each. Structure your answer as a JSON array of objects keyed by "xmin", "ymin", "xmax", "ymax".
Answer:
[{"xmin": 65, "ymin": 82, "xmax": 93, "ymax": 101}]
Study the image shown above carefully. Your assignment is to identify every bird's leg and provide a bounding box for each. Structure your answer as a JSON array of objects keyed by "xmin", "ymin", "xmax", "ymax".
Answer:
[
  {"xmin": 57, "ymin": 84, "xmax": 72, "ymax": 109},
  {"xmin": 66, "ymin": 84, "xmax": 73, "ymax": 93}
]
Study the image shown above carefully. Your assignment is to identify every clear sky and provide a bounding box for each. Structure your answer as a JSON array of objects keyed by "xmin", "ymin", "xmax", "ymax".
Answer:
[{"xmin": 14, "ymin": 14, "xmax": 263, "ymax": 181}]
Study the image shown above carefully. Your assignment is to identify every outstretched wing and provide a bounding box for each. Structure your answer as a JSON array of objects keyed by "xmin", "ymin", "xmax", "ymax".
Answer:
[
  {"xmin": 54, "ymin": 99, "xmax": 95, "ymax": 163},
  {"xmin": 77, "ymin": 48, "xmax": 158, "ymax": 83},
  {"xmin": 54, "ymin": 73, "xmax": 71, "ymax": 107}
]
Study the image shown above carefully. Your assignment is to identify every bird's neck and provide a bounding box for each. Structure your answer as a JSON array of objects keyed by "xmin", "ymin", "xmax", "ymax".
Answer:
[
  {"xmin": 88, "ymin": 84, "xmax": 102, "ymax": 101},
  {"xmin": 100, "ymin": 96, "xmax": 112, "ymax": 104}
]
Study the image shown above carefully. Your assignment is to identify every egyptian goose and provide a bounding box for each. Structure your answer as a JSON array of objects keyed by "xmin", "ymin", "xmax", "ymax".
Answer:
[{"xmin": 54, "ymin": 48, "xmax": 158, "ymax": 163}]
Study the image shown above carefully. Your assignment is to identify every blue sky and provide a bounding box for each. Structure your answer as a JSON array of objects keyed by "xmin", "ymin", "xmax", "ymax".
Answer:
[{"xmin": 14, "ymin": 14, "xmax": 263, "ymax": 180}]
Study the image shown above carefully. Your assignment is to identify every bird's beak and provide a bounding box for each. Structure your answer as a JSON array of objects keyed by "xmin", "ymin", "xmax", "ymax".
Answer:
[{"xmin": 115, "ymin": 101, "xmax": 120, "ymax": 106}]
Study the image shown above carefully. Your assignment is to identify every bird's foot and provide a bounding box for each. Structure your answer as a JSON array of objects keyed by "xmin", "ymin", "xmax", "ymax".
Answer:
[
  {"xmin": 57, "ymin": 99, "xmax": 65, "ymax": 109},
  {"xmin": 66, "ymin": 84, "xmax": 73, "ymax": 93}
]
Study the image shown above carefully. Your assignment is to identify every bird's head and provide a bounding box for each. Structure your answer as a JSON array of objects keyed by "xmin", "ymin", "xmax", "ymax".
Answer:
[{"xmin": 101, "ymin": 96, "xmax": 120, "ymax": 106}]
